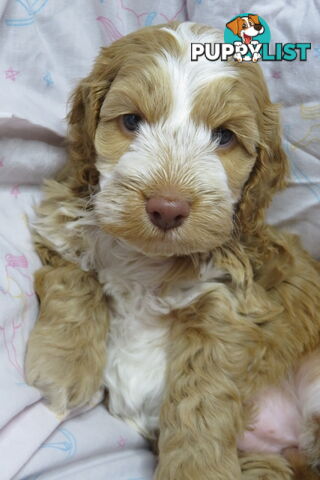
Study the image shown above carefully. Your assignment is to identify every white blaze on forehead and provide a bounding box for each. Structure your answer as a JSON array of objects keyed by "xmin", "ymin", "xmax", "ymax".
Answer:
[
  {"xmin": 97, "ymin": 23, "xmax": 237, "ymax": 204},
  {"xmin": 97, "ymin": 119, "xmax": 232, "ymax": 203},
  {"xmin": 159, "ymin": 22, "xmax": 238, "ymax": 128}
]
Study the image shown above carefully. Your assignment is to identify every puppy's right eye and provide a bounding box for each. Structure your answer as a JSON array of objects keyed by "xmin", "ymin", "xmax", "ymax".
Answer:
[{"xmin": 121, "ymin": 114, "xmax": 142, "ymax": 133}]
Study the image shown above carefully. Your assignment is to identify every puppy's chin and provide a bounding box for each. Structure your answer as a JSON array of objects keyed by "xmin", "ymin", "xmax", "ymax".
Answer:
[
  {"xmin": 132, "ymin": 236, "xmax": 232, "ymax": 258},
  {"xmin": 97, "ymin": 214, "xmax": 234, "ymax": 258},
  {"xmin": 101, "ymin": 227, "xmax": 232, "ymax": 258},
  {"xmin": 94, "ymin": 172, "xmax": 235, "ymax": 258}
]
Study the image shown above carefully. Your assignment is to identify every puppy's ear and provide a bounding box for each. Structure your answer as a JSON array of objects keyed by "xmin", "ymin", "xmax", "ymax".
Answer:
[
  {"xmin": 237, "ymin": 101, "xmax": 289, "ymax": 237},
  {"xmin": 65, "ymin": 23, "xmax": 174, "ymax": 195},
  {"xmin": 66, "ymin": 47, "xmax": 119, "ymax": 195},
  {"xmin": 226, "ymin": 17, "xmax": 241, "ymax": 36},
  {"xmin": 248, "ymin": 14, "xmax": 260, "ymax": 25}
]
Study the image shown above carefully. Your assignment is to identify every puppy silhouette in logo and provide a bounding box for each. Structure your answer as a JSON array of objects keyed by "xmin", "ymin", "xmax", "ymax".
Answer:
[{"xmin": 226, "ymin": 14, "xmax": 264, "ymax": 62}]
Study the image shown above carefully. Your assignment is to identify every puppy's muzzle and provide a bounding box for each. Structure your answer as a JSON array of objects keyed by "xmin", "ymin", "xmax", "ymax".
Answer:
[
  {"xmin": 254, "ymin": 24, "xmax": 263, "ymax": 32},
  {"xmin": 146, "ymin": 196, "xmax": 190, "ymax": 231}
]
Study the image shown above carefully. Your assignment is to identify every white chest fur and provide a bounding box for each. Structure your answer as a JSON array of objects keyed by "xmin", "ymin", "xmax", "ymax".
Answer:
[
  {"xmin": 104, "ymin": 291, "xmax": 170, "ymax": 438},
  {"xmin": 82, "ymin": 233, "xmax": 226, "ymax": 439}
]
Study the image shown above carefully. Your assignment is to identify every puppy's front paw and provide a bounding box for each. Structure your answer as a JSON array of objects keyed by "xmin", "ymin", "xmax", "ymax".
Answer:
[{"xmin": 25, "ymin": 332, "xmax": 105, "ymax": 416}]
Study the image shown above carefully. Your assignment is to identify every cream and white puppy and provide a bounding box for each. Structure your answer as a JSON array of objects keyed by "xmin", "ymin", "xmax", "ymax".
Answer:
[{"xmin": 26, "ymin": 22, "xmax": 320, "ymax": 479}]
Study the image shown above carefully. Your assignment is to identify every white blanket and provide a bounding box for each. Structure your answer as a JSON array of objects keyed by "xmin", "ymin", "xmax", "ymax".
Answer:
[{"xmin": 0, "ymin": 1, "xmax": 319, "ymax": 478}]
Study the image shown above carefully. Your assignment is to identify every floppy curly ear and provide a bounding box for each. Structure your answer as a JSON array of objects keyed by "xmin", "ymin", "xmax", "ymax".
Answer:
[
  {"xmin": 237, "ymin": 102, "xmax": 289, "ymax": 237},
  {"xmin": 65, "ymin": 23, "xmax": 174, "ymax": 196},
  {"xmin": 66, "ymin": 47, "xmax": 119, "ymax": 195}
]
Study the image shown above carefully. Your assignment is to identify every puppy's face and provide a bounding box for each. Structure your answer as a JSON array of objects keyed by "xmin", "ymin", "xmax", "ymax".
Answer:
[{"xmin": 83, "ymin": 23, "xmax": 282, "ymax": 257}]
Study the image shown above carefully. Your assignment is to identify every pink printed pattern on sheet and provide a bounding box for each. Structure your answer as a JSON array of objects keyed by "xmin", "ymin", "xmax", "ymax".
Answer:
[
  {"xmin": 0, "ymin": 253, "xmax": 35, "ymax": 375},
  {"xmin": 97, "ymin": 0, "xmax": 186, "ymax": 44}
]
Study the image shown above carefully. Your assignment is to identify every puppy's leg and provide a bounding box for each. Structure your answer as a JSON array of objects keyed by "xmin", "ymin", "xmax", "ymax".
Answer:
[
  {"xmin": 156, "ymin": 261, "xmax": 320, "ymax": 480},
  {"xmin": 156, "ymin": 287, "xmax": 244, "ymax": 480},
  {"xmin": 240, "ymin": 452, "xmax": 293, "ymax": 480},
  {"xmin": 25, "ymin": 262, "xmax": 108, "ymax": 416}
]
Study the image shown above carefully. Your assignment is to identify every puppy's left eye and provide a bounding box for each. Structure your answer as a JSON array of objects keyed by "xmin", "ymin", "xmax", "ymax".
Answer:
[
  {"xmin": 121, "ymin": 114, "xmax": 142, "ymax": 133},
  {"xmin": 212, "ymin": 128, "xmax": 234, "ymax": 147}
]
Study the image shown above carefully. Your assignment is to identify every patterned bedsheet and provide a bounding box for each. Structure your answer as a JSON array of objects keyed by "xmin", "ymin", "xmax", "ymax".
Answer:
[{"xmin": 0, "ymin": 1, "xmax": 319, "ymax": 478}]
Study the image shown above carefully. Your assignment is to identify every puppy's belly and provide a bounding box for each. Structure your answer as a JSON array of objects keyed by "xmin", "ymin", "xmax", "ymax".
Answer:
[
  {"xmin": 104, "ymin": 306, "xmax": 169, "ymax": 439},
  {"xmin": 104, "ymin": 307, "xmax": 302, "ymax": 448},
  {"xmin": 238, "ymin": 385, "xmax": 302, "ymax": 453}
]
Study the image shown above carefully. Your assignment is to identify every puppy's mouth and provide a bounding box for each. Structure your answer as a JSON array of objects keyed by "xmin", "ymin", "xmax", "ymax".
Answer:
[
  {"xmin": 95, "ymin": 181, "xmax": 234, "ymax": 257},
  {"xmin": 98, "ymin": 208, "xmax": 233, "ymax": 258},
  {"xmin": 243, "ymin": 33, "xmax": 251, "ymax": 44}
]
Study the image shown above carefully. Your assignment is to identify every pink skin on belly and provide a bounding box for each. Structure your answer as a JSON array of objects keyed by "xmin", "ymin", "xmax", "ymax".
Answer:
[{"xmin": 238, "ymin": 386, "xmax": 302, "ymax": 453}]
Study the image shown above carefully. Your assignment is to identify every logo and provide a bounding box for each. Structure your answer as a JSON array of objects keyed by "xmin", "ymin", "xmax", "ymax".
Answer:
[
  {"xmin": 225, "ymin": 14, "xmax": 270, "ymax": 62},
  {"xmin": 191, "ymin": 14, "xmax": 311, "ymax": 63}
]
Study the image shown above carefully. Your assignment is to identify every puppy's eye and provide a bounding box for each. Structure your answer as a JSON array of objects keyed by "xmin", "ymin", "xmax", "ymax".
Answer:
[
  {"xmin": 212, "ymin": 128, "xmax": 234, "ymax": 147},
  {"xmin": 242, "ymin": 23, "xmax": 246, "ymax": 29},
  {"xmin": 121, "ymin": 114, "xmax": 142, "ymax": 133}
]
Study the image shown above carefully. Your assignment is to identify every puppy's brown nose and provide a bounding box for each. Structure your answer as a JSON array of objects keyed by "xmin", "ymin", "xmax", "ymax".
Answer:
[{"xmin": 146, "ymin": 196, "xmax": 190, "ymax": 231}]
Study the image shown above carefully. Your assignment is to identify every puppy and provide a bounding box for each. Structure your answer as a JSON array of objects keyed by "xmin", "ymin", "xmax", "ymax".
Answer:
[
  {"xmin": 25, "ymin": 22, "xmax": 320, "ymax": 480},
  {"xmin": 226, "ymin": 14, "xmax": 265, "ymax": 62}
]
